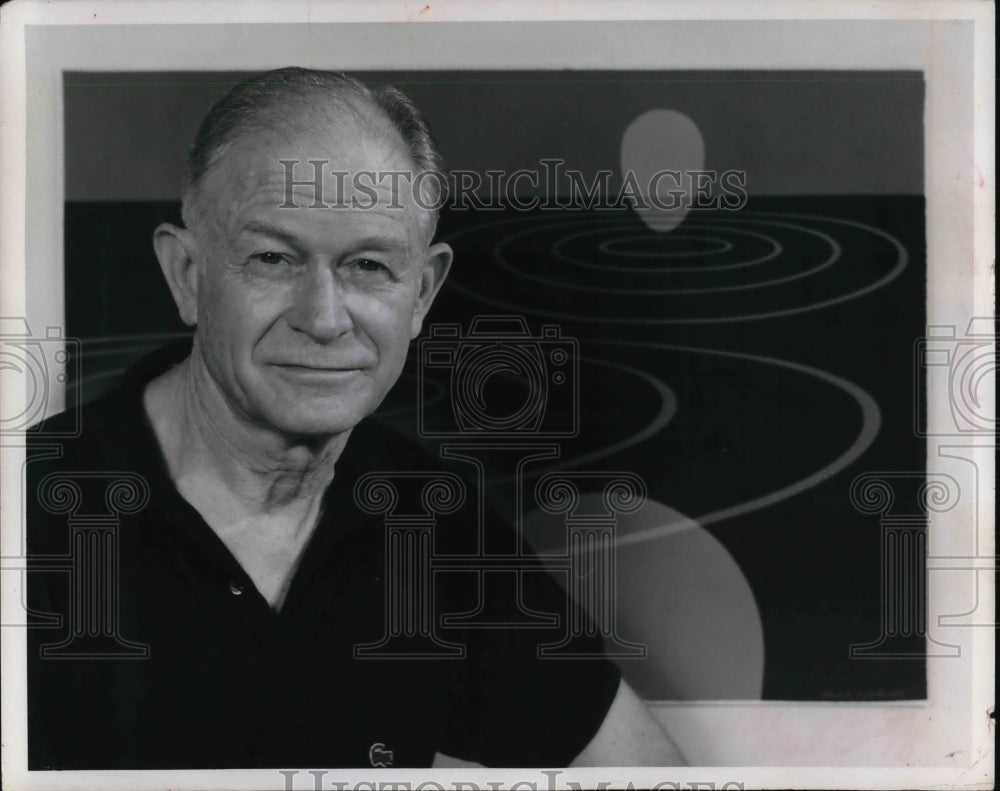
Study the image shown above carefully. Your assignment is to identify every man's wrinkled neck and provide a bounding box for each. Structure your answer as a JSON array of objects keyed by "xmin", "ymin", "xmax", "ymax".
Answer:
[{"xmin": 144, "ymin": 348, "xmax": 350, "ymax": 514}]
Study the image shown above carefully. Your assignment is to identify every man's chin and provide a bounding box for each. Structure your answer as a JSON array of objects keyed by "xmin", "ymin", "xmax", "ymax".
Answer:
[
  {"xmin": 247, "ymin": 375, "xmax": 379, "ymax": 435},
  {"xmin": 247, "ymin": 396, "xmax": 372, "ymax": 442}
]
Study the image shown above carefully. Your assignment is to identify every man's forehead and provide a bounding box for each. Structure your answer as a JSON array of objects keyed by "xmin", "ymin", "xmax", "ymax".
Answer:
[
  {"xmin": 225, "ymin": 126, "xmax": 416, "ymax": 188},
  {"xmin": 236, "ymin": 208, "xmax": 418, "ymax": 249},
  {"xmin": 202, "ymin": 126, "xmax": 430, "ymax": 235}
]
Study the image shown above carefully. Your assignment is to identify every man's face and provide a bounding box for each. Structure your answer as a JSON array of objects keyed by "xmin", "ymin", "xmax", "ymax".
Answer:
[{"xmin": 183, "ymin": 122, "xmax": 449, "ymax": 439}]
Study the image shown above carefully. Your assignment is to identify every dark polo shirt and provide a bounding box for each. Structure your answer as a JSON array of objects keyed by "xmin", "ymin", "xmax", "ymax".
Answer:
[{"xmin": 26, "ymin": 342, "xmax": 620, "ymax": 769}]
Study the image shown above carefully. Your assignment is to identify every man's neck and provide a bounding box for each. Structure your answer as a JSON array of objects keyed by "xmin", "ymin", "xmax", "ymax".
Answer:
[{"xmin": 143, "ymin": 353, "xmax": 350, "ymax": 522}]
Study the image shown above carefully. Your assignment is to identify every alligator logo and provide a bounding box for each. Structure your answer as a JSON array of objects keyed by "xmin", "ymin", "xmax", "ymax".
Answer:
[{"xmin": 368, "ymin": 742, "xmax": 394, "ymax": 767}]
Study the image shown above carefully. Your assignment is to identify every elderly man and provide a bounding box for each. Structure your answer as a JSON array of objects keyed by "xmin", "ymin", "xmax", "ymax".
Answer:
[{"xmin": 27, "ymin": 68, "xmax": 683, "ymax": 769}]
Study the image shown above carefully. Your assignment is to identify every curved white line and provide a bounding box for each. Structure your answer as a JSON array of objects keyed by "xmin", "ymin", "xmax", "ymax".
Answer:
[
  {"xmin": 444, "ymin": 212, "xmax": 909, "ymax": 324},
  {"xmin": 490, "ymin": 354, "xmax": 677, "ymax": 484},
  {"xmin": 444, "ymin": 214, "xmax": 782, "ymax": 274},
  {"xmin": 494, "ymin": 216, "xmax": 838, "ymax": 295},
  {"xmin": 69, "ymin": 339, "xmax": 879, "ymax": 549},
  {"xmin": 597, "ymin": 232, "xmax": 734, "ymax": 258},
  {"xmin": 599, "ymin": 341, "xmax": 882, "ymax": 547},
  {"xmin": 558, "ymin": 220, "xmax": 783, "ymax": 273}
]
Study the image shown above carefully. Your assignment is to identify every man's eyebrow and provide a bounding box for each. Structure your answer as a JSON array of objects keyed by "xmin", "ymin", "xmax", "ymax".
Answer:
[
  {"xmin": 239, "ymin": 220, "xmax": 301, "ymax": 245},
  {"xmin": 354, "ymin": 235, "xmax": 410, "ymax": 253},
  {"xmin": 239, "ymin": 220, "xmax": 411, "ymax": 254}
]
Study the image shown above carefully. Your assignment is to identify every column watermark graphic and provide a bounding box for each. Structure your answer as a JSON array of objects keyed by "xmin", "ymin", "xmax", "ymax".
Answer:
[
  {"xmin": 353, "ymin": 472, "xmax": 468, "ymax": 659},
  {"xmin": 912, "ymin": 318, "xmax": 996, "ymax": 635},
  {"xmin": 30, "ymin": 472, "xmax": 151, "ymax": 658},
  {"xmin": 847, "ymin": 318, "xmax": 997, "ymax": 660},
  {"xmin": 355, "ymin": 316, "xmax": 648, "ymax": 660},
  {"xmin": 534, "ymin": 472, "xmax": 648, "ymax": 658},
  {"xmin": 848, "ymin": 472, "xmax": 962, "ymax": 659}
]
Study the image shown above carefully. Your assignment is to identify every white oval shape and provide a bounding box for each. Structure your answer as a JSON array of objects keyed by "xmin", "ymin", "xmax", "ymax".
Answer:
[
  {"xmin": 523, "ymin": 495, "xmax": 764, "ymax": 700},
  {"xmin": 621, "ymin": 109, "xmax": 706, "ymax": 232}
]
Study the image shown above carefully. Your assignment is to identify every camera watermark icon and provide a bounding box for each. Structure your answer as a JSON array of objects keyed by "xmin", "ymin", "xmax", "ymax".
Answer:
[
  {"xmin": 418, "ymin": 316, "xmax": 579, "ymax": 439},
  {"xmin": 0, "ymin": 317, "xmax": 81, "ymax": 442},
  {"xmin": 914, "ymin": 317, "xmax": 996, "ymax": 437}
]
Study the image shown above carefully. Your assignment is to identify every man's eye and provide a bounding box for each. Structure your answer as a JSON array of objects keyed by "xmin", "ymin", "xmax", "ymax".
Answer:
[
  {"xmin": 251, "ymin": 252, "xmax": 290, "ymax": 266},
  {"xmin": 349, "ymin": 258, "xmax": 389, "ymax": 274}
]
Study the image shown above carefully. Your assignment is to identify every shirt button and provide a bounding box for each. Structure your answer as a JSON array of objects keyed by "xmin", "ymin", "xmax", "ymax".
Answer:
[{"xmin": 228, "ymin": 581, "xmax": 245, "ymax": 596}]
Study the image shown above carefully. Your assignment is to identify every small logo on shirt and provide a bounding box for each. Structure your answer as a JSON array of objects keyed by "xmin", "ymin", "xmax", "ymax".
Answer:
[{"xmin": 369, "ymin": 742, "xmax": 394, "ymax": 767}]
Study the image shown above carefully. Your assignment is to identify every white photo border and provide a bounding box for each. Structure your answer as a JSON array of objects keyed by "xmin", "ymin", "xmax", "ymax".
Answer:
[{"xmin": 1, "ymin": 1, "xmax": 994, "ymax": 789}]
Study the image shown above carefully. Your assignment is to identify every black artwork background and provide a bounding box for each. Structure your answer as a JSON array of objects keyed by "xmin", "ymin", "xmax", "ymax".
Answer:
[
  {"xmin": 62, "ymin": 67, "xmax": 927, "ymax": 702},
  {"xmin": 64, "ymin": 194, "xmax": 927, "ymax": 701}
]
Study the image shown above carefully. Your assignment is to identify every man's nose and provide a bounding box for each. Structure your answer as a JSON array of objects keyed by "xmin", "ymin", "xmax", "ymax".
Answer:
[{"xmin": 286, "ymin": 265, "xmax": 354, "ymax": 341}]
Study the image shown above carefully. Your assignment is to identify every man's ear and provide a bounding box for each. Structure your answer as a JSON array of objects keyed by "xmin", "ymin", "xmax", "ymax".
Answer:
[
  {"xmin": 153, "ymin": 223, "xmax": 201, "ymax": 327},
  {"xmin": 410, "ymin": 242, "xmax": 453, "ymax": 339}
]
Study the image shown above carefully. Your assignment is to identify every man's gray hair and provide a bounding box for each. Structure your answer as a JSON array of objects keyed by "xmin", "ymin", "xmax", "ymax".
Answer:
[{"xmin": 181, "ymin": 67, "xmax": 446, "ymax": 231}]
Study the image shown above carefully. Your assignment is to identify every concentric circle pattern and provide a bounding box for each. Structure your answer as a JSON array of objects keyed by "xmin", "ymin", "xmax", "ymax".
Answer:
[{"xmin": 445, "ymin": 211, "xmax": 907, "ymax": 323}]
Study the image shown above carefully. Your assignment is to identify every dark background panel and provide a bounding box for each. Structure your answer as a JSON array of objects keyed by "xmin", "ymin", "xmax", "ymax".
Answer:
[
  {"xmin": 65, "ymin": 70, "xmax": 923, "ymax": 200},
  {"xmin": 64, "ymin": 195, "xmax": 927, "ymax": 702},
  {"xmin": 63, "ymin": 71, "xmax": 926, "ymax": 701}
]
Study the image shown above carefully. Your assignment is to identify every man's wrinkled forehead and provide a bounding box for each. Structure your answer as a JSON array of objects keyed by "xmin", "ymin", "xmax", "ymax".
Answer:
[{"xmin": 198, "ymin": 120, "xmax": 431, "ymax": 236}]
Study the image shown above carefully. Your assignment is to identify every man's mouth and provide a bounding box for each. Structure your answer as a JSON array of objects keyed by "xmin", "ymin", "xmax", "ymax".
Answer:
[
  {"xmin": 277, "ymin": 364, "xmax": 363, "ymax": 371},
  {"xmin": 272, "ymin": 363, "xmax": 369, "ymax": 378}
]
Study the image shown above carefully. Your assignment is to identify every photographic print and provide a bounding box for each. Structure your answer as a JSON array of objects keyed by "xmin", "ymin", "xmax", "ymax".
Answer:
[{"xmin": 1, "ymin": 2, "xmax": 994, "ymax": 790}]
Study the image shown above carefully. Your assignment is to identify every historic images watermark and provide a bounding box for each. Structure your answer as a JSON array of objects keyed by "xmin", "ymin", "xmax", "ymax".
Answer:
[
  {"xmin": 279, "ymin": 159, "xmax": 749, "ymax": 213},
  {"xmin": 278, "ymin": 769, "xmax": 746, "ymax": 791},
  {"xmin": 353, "ymin": 316, "xmax": 648, "ymax": 660},
  {"xmin": 4, "ymin": 313, "xmax": 646, "ymax": 664},
  {"xmin": 1, "ymin": 316, "xmax": 151, "ymax": 656},
  {"xmin": 844, "ymin": 318, "xmax": 997, "ymax": 660}
]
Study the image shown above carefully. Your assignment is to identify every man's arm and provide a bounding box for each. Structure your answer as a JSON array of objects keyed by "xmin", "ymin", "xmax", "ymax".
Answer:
[{"xmin": 571, "ymin": 679, "xmax": 687, "ymax": 766}]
